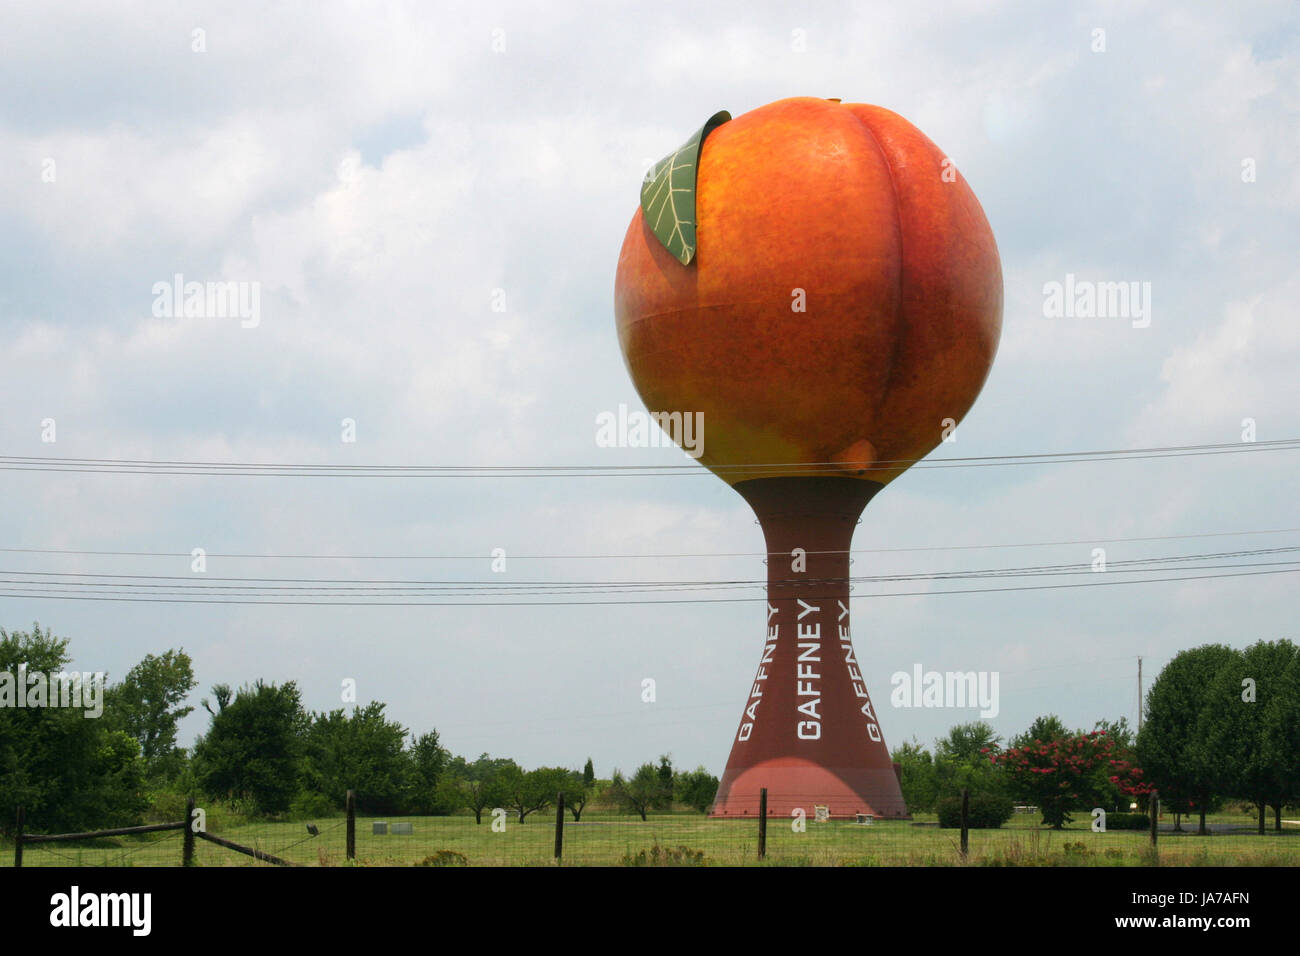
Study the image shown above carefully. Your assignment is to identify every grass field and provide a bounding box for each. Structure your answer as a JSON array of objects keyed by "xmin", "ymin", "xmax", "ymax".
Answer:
[{"xmin": 6, "ymin": 810, "xmax": 1299, "ymax": 867}]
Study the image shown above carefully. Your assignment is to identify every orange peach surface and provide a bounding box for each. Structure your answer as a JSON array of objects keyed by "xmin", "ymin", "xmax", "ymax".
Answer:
[{"xmin": 614, "ymin": 96, "xmax": 1003, "ymax": 485}]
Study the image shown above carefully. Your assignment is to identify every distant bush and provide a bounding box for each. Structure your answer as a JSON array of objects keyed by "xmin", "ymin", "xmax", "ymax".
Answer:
[
  {"xmin": 621, "ymin": 842, "xmax": 706, "ymax": 866},
  {"xmin": 144, "ymin": 789, "xmax": 190, "ymax": 824},
  {"xmin": 675, "ymin": 767, "xmax": 720, "ymax": 813},
  {"xmin": 144, "ymin": 789, "xmax": 249, "ymax": 831},
  {"xmin": 418, "ymin": 850, "xmax": 468, "ymax": 867},
  {"xmin": 1063, "ymin": 841, "xmax": 1091, "ymax": 859},
  {"xmin": 288, "ymin": 791, "xmax": 337, "ymax": 820},
  {"xmin": 937, "ymin": 792, "xmax": 1014, "ymax": 829}
]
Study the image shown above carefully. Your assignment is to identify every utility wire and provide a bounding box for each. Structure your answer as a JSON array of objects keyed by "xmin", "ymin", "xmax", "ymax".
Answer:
[
  {"xmin": 0, "ymin": 547, "xmax": 1290, "ymax": 595},
  {"xmin": 0, "ymin": 437, "xmax": 1296, "ymax": 477},
  {"xmin": 0, "ymin": 545, "xmax": 1294, "ymax": 592},
  {"xmin": 2, "ymin": 526, "xmax": 1297, "ymax": 561},
  {"xmin": 0, "ymin": 555, "xmax": 1294, "ymax": 599},
  {"xmin": 1, "ymin": 564, "xmax": 1295, "ymax": 606}
]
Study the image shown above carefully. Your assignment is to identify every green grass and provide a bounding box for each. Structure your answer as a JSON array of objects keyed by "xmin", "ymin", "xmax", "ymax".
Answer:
[{"xmin": 4, "ymin": 809, "xmax": 1297, "ymax": 866}]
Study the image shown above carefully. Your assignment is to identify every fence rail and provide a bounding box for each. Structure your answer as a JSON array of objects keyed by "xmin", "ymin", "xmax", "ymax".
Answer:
[{"xmin": 12, "ymin": 798, "xmax": 292, "ymax": 868}]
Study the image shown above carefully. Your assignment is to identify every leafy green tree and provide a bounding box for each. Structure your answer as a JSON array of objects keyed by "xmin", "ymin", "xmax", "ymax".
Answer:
[
  {"xmin": 144, "ymin": 746, "xmax": 192, "ymax": 786},
  {"xmin": 407, "ymin": 730, "xmax": 451, "ymax": 814},
  {"xmin": 936, "ymin": 721, "xmax": 1001, "ymax": 762},
  {"xmin": 439, "ymin": 754, "xmax": 514, "ymax": 822},
  {"xmin": 903, "ymin": 722, "xmax": 1007, "ymax": 809},
  {"xmin": 607, "ymin": 763, "xmax": 667, "ymax": 820},
  {"xmin": 655, "ymin": 754, "xmax": 676, "ymax": 811},
  {"xmin": 1266, "ymin": 646, "xmax": 1300, "ymax": 829},
  {"xmin": 891, "ymin": 738, "xmax": 938, "ymax": 812},
  {"xmin": 1009, "ymin": 714, "xmax": 1071, "ymax": 750},
  {"xmin": 675, "ymin": 766, "xmax": 719, "ymax": 813},
  {"xmin": 1137, "ymin": 644, "xmax": 1238, "ymax": 833},
  {"xmin": 0, "ymin": 623, "xmax": 148, "ymax": 834},
  {"xmin": 1094, "ymin": 716, "xmax": 1135, "ymax": 752},
  {"xmin": 932, "ymin": 721, "xmax": 1007, "ymax": 801},
  {"xmin": 1198, "ymin": 640, "xmax": 1300, "ymax": 833},
  {"xmin": 302, "ymin": 702, "xmax": 410, "ymax": 813},
  {"xmin": 192, "ymin": 680, "xmax": 307, "ymax": 814},
  {"xmin": 439, "ymin": 753, "xmax": 512, "ymax": 823},
  {"xmin": 106, "ymin": 649, "xmax": 197, "ymax": 774},
  {"xmin": 561, "ymin": 769, "xmax": 591, "ymax": 821},
  {"xmin": 532, "ymin": 766, "xmax": 580, "ymax": 817},
  {"xmin": 498, "ymin": 763, "xmax": 566, "ymax": 822},
  {"xmin": 582, "ymin": 757, "xmax": 595, "ymax": 788}
]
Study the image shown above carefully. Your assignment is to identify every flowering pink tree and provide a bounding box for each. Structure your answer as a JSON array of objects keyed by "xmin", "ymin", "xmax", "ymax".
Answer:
[{"xmin": 990, "ymin": 730, "xmax": 1151, "ymax": 828}]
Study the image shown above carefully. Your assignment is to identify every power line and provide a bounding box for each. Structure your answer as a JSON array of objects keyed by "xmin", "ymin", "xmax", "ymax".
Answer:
[
  {"xmin": 2, "ymin": 525, "xmax": 1297, "ymax": 561},
  {"xmin": 0, "ymin": 437, "xmax": 1296, "ymax": 478},
  {"xmin": 1, "ymin": 556, "xmax": 1293, "ymax": 600},
  {"xmin": 1, "ymin": 546, "xmax": 1295, "ymax": 592},
  {"xmin": 1, "ymin": 564, "xmax": 1295, "ymax": 606}
]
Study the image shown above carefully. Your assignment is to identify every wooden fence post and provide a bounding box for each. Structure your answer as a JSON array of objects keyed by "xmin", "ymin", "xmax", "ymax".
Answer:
[
  {"xmin": 346, "ymin": 790, "xmax": 356, "ymax": 861},
  {"xmin": 182, "ymin": 797, "xmax": 196, "ymax": 866},
  {"xmin": 757, "ymin": 788, "xmax": 768, "ymax": 860},
  {"xmin": 553, "ymin": 792, "xmax": 565, "ymax": 863},
  {"xmin": 13, "ymin": 807, "xmax": 23, "ymax": 868},
  {"xmin": 960, "ymin": 788, "xmax": 970, "ymax": 859}
]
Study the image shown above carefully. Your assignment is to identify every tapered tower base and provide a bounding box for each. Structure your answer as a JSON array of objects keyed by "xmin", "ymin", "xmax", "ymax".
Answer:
[{"xmin": 710, "ymin": 477, "xmax": 909, "ymax": 820}]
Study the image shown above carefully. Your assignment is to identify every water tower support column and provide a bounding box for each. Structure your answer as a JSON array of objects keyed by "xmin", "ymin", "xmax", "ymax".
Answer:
[{"xmin": 710, "ymin": 476, "xmax": 909, "ymax": 820}]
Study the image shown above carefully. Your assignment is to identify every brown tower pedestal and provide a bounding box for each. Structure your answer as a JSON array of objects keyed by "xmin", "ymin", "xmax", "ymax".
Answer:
[{"xmin": 710, "ymin": 477, "xmax": 908, "ymax": 819}]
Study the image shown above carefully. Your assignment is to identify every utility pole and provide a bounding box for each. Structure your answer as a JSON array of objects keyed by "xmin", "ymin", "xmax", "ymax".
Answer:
[{"xmin": 1137, "ymin": 656, "xmax": 1143, "ymax": 733}]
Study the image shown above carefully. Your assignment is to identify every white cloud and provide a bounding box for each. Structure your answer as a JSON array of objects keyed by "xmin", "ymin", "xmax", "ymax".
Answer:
[{"xmin": 1129, "ymin": 279, "xmax": 1300, "ymax": 442}]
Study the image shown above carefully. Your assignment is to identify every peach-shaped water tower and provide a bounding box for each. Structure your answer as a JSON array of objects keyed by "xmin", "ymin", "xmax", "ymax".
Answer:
[{"xmin": 614, "ymin": 97, "xmax": 1002, "ymax": 818}]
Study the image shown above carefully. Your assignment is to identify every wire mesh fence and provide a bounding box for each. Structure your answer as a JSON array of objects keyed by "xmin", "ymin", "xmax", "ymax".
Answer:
[
  {"xmin": 8, "ymin": 794, "xmax": 1299, "ymax": 867},
  {"xmin": 15, "ymin": 829, "xmax": 185, "ymax": 867}
]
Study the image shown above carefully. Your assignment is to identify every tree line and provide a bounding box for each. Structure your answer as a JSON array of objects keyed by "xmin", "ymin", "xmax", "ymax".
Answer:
[
  {"xmin": 892, "ymin": 640, "xmax": 1300, "ymax": 832},
  {"xmin": 4, "ymin": 623, "xmax": 1295, "ymax": 834},
  {"xmin": 0, "ymin": 623, "xmax": 719, "ymax": 833}
]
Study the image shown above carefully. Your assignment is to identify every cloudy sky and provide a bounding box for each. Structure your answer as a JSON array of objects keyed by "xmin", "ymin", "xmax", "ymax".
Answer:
[{"xmin": 1, "ymin": 0, "xmax": 1297, "ymax": 776}]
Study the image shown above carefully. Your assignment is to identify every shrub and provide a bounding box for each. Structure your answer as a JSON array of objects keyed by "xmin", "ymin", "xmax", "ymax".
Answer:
[
  {"xmin": 937, "ymin": 792, "xmax": 1014, "ymax": 829},
  {"xmin": 288, "ymin": 791, "xmax": 337, "ymax": 821},
  {"xmin": 621, "ymin": 842, "xmax": 706, "ymax": 866},
  {"xmin": 144, "ymin": 789, "xmax": 191, "ymax": 824},
  {"xmin": 418, "ymin": 850, "xmax": 469, "ymax": 867},
  {"xmin": 145, "ymin": 790, "xmax": 247, "ymax": 831},
  {"xmin": 675, "ymin": 768, "xmax": 720, "ymax": 813}
]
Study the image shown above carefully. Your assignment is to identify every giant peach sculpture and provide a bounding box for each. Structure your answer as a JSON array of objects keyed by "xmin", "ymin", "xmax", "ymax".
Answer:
[{"xmin": 614, "ymin": 97, "xmax": 1002, "ymax": 818}]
